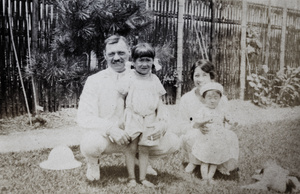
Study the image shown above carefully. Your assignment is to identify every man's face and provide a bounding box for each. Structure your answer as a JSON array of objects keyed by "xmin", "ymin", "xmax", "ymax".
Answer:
[
  {"xmin": 134, "ymin": 57, "xmax": 153, "ymax": 75},
  {"xmin": 104, "ymin": 40, "xmax": 130, "ymax": 73}
]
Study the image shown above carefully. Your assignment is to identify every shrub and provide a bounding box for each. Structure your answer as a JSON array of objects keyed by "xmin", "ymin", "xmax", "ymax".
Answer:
[
  {"xmin": 247, "ymin": 73, "xmax": 272, "ymax": 107},
  {"xmin": 247, "ymin": 66, "xmax": 300, "ymax": 107},
  {"xmin": 273, "ymin": 66, "xmax": 300, "ymax": 106},
  {"xmin": 24, "ymin": 53, "xmax": 94, "ymax": 103}
]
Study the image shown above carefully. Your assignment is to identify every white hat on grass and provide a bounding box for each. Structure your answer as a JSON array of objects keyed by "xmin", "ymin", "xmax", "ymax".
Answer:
[
  {"xmin": 39, "ymin": 145, "xmax": 81, "ymax": 170},
  {"xmin": 200, "ymin": 82, "xmax": 224, "ymax": 96}
]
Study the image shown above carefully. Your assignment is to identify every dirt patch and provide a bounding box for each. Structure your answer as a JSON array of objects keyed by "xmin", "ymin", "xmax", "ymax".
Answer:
[
  {"xmin": 227, "ymin": 100, "xmax": 300, "ymax": 125},
  {"xmin": 0, "ymin": 108, "xmax": 77, "ymax": 135}
]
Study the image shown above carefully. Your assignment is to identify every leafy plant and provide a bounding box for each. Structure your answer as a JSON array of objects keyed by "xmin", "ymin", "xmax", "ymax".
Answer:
[
  {"xmin": 247, "ymin": 73, "xmax": 272, "ymax": 107},
  {"xmin": 52, "ymin": 0, "xmax": 153, "ymax": 57},
  {"xmin": 273, "ymin": 66, "xmax": 300, "ymax": 107},
  {"xmin": 247, "ymin": 66, "xmax": 300, "ymax": 107},
  {"xmin": 24, "ymin": 53, "xmax": 94, "ymax": 102},
  {"xmin": 162, "ymin": 69, "xmax": 179, "ymax": 86},
  {"xmin": 153, "ymin": 42, "xmax": 179, "ymax": 87},
  {"xmin": 246, "ymin": 27, "xmax": 263, "ymax": 74}
]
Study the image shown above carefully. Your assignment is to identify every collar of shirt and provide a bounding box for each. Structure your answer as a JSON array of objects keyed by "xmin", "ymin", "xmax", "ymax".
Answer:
[{"xmin": 106, "ymin": 67, "xmax": 128, "ymax": 80}]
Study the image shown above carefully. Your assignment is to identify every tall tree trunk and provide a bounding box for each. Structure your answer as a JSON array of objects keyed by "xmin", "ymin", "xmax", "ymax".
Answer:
[
  {"xmin": 280, "ymin": 2, "xmax": 287, "ymax": 70},
  {"xmin": 176, "ymin": 0, "xmax": 184, "ymax": 103},
  {"xmin": 240, "ymin": 0, "xmax": 247, "ymax": 100}
]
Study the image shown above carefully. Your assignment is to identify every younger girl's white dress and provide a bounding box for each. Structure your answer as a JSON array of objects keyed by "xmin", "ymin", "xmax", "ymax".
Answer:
[
  {"xmin": 118, "ymin": 70, "xmax": 166, "ymax": 146},
  {"xmin": 191, "ymin": 104, "xmax": 239, "ymax": 174}
]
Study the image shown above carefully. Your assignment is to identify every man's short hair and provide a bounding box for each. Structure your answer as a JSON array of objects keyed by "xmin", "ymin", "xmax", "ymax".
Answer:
[{"xmin": 104, "ymin": 35, "xmax": 130, "ymax": 50}]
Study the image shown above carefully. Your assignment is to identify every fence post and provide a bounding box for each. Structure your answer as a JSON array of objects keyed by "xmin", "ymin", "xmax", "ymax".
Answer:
[
  {"xmin": 264, "ymin": 0, "xmax": 271, "ymax": 67},
  {"xmin": 211, "ymin": 0, "xmax": 216, "ymax": 64},
  {"xmin": 176, "ymin": 0, "xmax": 184, "ymax": 103},
  {"xmin": 240, "ymin": 0, "xmax": 247, "ymax": 100},
  {"xmin": 280, "ymin": 2, "xmax": 287, "ymax": 70},
  {"xmin": 31, "ymin": 0, "xmax": 39, "ymax": 114}
]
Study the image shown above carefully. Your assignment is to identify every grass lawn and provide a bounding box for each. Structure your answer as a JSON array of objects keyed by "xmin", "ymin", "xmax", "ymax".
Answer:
[{"xmin": 1, "ymin": 117, "xmax": 299, "ymax": 193}]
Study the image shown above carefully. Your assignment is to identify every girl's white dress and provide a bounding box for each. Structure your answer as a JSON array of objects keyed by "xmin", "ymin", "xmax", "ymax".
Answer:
[
  {"xmin": 191, "ymin": 104, "xmax": 239, "ymax": 174},
  {"xmin": 118, "ymin": 70, "xmax": 166, "ymax": 146}
]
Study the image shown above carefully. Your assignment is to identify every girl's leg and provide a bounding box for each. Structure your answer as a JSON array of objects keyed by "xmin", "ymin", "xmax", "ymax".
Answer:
[
  {"xmin": 185, "ymin": 162, "xmax": 196, "ymax": 173},
  {"xmin": 134, "ymin": 154, "xmax": 158, "ymax": 175},
  {"xmin": 139, "ymin": 146, "xmax": 155, "ymax": 187},
  {"xmin": 146, "ymin": 160, "xmax": 158, "ymax": 175},
  {"xmin": 208, "ymin": 164, "xmax": 217, "ymax": 180},
  {"xmin": 124, "ymin": 138, "xmax": 138, "ymax": 187},
  {"xmin": 200, "ymin": 163, "xmax": 209, "ymax": 180}
]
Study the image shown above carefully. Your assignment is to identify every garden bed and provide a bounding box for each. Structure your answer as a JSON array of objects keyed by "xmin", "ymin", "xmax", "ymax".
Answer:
[{"xmin": 0, "ymin": 108, "xmax": 77, "ymax": 135}]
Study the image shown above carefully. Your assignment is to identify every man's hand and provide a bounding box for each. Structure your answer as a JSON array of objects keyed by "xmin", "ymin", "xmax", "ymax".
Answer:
[
  {"xmin": 107, "ymin": 127, "xmax": 130, "ymax": 146},
  {"xmin": 146, "ymin": 122, "xmax": 167, "ymax": 141}
]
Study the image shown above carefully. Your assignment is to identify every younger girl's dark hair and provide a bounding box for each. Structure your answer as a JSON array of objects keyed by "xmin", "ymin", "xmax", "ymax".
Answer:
[
  {"xmin": 190, "ymin": 60, "xmax": 216, "ymax": 81},
  {"xmin": 131, "ymin": 43, "xmax": 155, "ymax": 62},
  {"xmin": 202, "ymin": 90, "xmax": 222, "ymax": 98}
]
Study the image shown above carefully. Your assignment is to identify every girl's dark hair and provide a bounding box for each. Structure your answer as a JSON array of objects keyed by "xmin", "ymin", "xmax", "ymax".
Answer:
[
  {"xmin": 131, "ymin": 43, "xmax": 155, "ymax": 62},
  {"xmin": 190, "ymin": 60, "xmax": 216, "ymax": 81}
]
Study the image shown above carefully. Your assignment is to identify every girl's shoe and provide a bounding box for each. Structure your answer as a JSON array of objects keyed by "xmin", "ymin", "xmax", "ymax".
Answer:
[
  {"xmin": 208, "ymin": 179, "xmax": 216, "ymax": 185},
  {"xmin": 218, "ymin": 167, "xmax": 230, "ymax": 175},
  {"xmin": 185, "ymin": 163, "xmax": 196, "ymax": 173},
  {"xmin": 146, "ymin": 165, "xmax": 158, "ymax": 176},
  {"xmin": 200, "ymin": 179, "xmax": 208, "ymax": 185},
  {"xmin": 127, "ymin": 179, "xmax": 137, "ymax": 187},
  {"xmin": 140, "ymin": 179, "xmax": 155, "ymax": 187}
]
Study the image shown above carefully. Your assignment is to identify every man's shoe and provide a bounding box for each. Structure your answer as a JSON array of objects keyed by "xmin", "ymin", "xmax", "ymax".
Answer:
[
  {"xmin": 140, "ymin": 179, "xmax": 155, "ymax": 187},
  {"xmin": 86, "ymin": 158, "xmax": 100, "ymax": 181},
  {"xmin": 127, "ymin": 179, "xmax": 137, "ymax": 187}
]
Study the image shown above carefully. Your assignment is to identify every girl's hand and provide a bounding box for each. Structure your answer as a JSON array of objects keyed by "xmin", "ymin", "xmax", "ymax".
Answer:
[
  {"xmin": 193, "ymin": 119, "xmax": 212, "ymax": 135},
  {"xmin": 193, "ymin": 119, "xmax": 212, "ymax": 129},
  {"xmin": 232, "ymin": 122, "xmax": 238, "ymax": 127},
  {"xmin": 200, "ymin": 126, "xmax": 210, "ymax": 135}
]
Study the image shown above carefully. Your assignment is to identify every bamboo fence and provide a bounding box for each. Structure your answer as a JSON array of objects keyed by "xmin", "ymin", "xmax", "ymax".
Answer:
[
  {"xmin": 144, "ymin": 0, "xmax": 300, "ymax": 101},
  {"xmin": 1, "ymin": 0, "xmax": 300, "ymax": 118}
]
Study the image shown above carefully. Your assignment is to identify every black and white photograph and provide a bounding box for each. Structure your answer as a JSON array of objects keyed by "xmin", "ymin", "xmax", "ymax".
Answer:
[{"xmin": 0, "ymin": 0, "xmax": 300, "ymax": 193}]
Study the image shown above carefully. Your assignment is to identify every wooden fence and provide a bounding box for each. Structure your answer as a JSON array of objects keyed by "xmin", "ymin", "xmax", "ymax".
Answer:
[
  {"xmin": 142, "ymin": 0, "xmax": 300, "ymax": 101},
  {"xmin": 1, "ymin": 0, "xmax": 300, "ymax": 118}
]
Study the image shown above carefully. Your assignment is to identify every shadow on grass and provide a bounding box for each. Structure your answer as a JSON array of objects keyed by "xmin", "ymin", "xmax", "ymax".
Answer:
[
  {"xmin": 87, "ymin": 165, "xmax": 182, "ymax": 187},
  {"xmin": 182, "ymin": 162, "xmax": 239, "ymax": 181}
]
